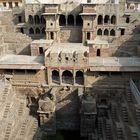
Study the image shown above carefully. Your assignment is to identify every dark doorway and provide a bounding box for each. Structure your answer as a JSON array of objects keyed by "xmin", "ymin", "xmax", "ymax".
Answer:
[
  {"xmin": 52, "ymin": 70, "xmax": 60, "ymax": 84},
  {"xmin": 121, "ymin": 29, "xmax": 125, "ymax": 35},
  {"xmin": 62, "ymin": 70, "xmax": 73, "ymax": 84},
  {"xmin": 111, "ymin": 15, "xmax": 116, "ymax": 24},
  {"xmin": 104, "ymin": 15, "xmax": 109, "ymax": 24},
  {"xmin": 76, "ymin": 15, "xmax": 83, "ymax": 26},
  {"xmin": 97, "ymin": 29, "xmax": 102, "ymax": 35},
  {"xmin": 35, "ymin": 28, "xmax": 40, "ymax": 34},
  {"xmin": 59, "ymin": 15, "xmax": 66, "ymax": 26},
  {"xmin": 98, "ymin": 15, "xmax": 103, "ymax": 25},
  {"xmin": 34, "ymin": 15, "xmax": 40, "ymax": 24},
  {"xmin": 104, "ymin": 29, "xmax": 109, "ymax": 36},
  {"xmin": 39, "ymin": 47, "xmax": 43, "ymax": 55},
  {"xmin": 97, "ymin": 49, "xmax": 101, "ymax": 56},
  {"xmin": 20, "ymin": 28, "xmax": 24, "ymax": 33},
  {"xmin": 29, "ymin": 15, "xmax": 33, "ymax": 24},
  {"xmin": 87, "ymin": 32, "xmax": 90, "ymax": 40},
  {"xmin": 50, "ymin": 32, "xmax": 54, "ymax": 39},
  {"xmin": 75, "ymin": 71, "xmax": 84, "ymax": 85},
  {"xmin": 29, "ymin": 28, "xmax": 34, "ymax": 34},
  {"xmin": 126, "ymin": 17, "xmax": 130, "ymax": 23},
  {"xmin": 110, "ymin": 29, "xmax": 115, "ymax": 36},
  {"xmin": 18, "ymin": 16, "xmax": 22, "ymax": 23},
  {"xmin": 68, "ymin": 15, "xmax": 74, "ymax": 25}
]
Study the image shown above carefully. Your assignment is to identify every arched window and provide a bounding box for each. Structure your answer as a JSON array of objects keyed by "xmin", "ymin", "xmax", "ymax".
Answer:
[
  {"xmin": 59, "ymin": 15, "xmax": 66, "ymax": 26},
  {"xmin": 87, "ymin": 32, "xmax": 90, "ymax": 40},
  {"xmin": 104, "ymin": 29, "xmax": 109, "ymax": 36},
  {"xmin": 29, "ymin": 15, "xmax": 33, "ymax": 24},
  {"xmin": 68, "ymin": 14, "xmax": 74, "ymax": 25},
  {"xmin": 110, "ymin": 29, "xmax": 115, "ymax": 36},
  {"xmin": 50, "ymin": 32, "xmax": 54, "ymax": 40},
  {"xmin": 126, "ymin": 17, "xmax": 130, "ymax": 23},
  {"xmin": 111, "ymin": 15, "xmax": 116, "ymax": 24},
  {"xmin": 98, "ymin": 15, "xmax": 103, "ymax": 25},
  {"xmin": 104, "ymin": 15, "xmax": 109, "ymax": 24},
  {"xmin": 76, "ymin": 15, "xmax": 83, "ymax": 26},
  {"xmin": 62, "ymin": 70, "xmax": 73, "ymax": 84},
  {"xmin": 75, "ymin": 71, "xmax": 84, "ymax": 85},
  {"xmin": 35, "ymin": 28, "xmax": 40, "ymax": 34},
  {"xmin": 52, "ymin": 70, "xmax": 60, "ymax": 84},
  {"xmin": 42, "ymin": 27, "xmax": 45, "ymax": 34},
  {"xmin": 97, "ymin": 29, "xmax": 102, "ymax": 35},
  {"xmin": 97, "ymin": 49, "xmax": 100, "ymax": 56},
  {"xmin": 34, "ymin": 15, "xmax": 40, "ymax": 24},
  {"xmin": 29, "ymin": 28, "xmax": 34, "ymax": 34},
  {"xmin": 41, "ymin": 16, "xmax": 46, "ymax": 24}
]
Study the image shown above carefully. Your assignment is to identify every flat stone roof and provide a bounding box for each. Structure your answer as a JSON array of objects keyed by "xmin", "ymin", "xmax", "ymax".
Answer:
[
  {"xmin": 87, "ymin": 38, "xmax": 109, "ymax": 45},
  {"xmin": 45, "ymin": 43, "xmax": 89, "ymax": 54},
  {"xmin": 25, "ymin": 0, "xmax": 116, "ymax": 4},
  {"xmin": 89, "ymin": 57, "xmax": 140, "ymax": 71},
  {"xmin": 31, "ymin": 39, "xmax": 53, "ymax": 44},
  {"xmin": 0, "ymin": 55, "xmax": 44, "ymax": 69},
  {"xmin": 89, "ymin": 57, "xmax": 140, "ymax": 67}
]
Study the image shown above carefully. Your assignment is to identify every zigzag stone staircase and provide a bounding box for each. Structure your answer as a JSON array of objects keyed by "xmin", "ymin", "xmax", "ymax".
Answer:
[{"xmin": 0, "ymin": 79, "xmax": 38, "ymax": 140}]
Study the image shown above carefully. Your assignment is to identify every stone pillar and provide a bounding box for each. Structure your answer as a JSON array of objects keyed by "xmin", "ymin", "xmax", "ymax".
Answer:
[
  {"xmin": 6, "ymin": 2, "xmax": 9, "ymax": 8},
  {"xmin": 47, "ymin": 69, "xmax": 52, "ymax": 85},
  {"xmin": 84, "ymin": 70, "xmax": 86, "ymax": 86},
  {"xmin": 59, "ymin": 70, "xmax": 62, "ymax": 85},
  {"xmin": 12, "ymin": 2, "xmax": 15, "ymax": 8},
  {"xmin": 66, "ymin": 15, "xmax": 68, "ymax": 26},
  {"xmin": 19, "ymin": 2, "xmax": 22, "ymax": 7},
  {"xmin": 73, "ymin": 70, "xmax": 76, "ymax": 85},
  {"xmin": 74, "ymin": 15, "xmax": 76, "ymax": 26},
  {"xmin": 82, "ymin": 31, "xmax": 85, "ymax": 43}
]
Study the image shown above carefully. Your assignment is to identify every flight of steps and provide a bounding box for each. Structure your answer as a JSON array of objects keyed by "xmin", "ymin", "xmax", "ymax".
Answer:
[
  {"xmin": 130, "ymin": 127, "xmax": 139, "ymax": 140},
  {"xmin": 111, "ymin": 103, "xmax": 117, "ymax": 121},
  {"xmin": 97, "ymin": 118, "xmax": 103, "ymax": 139},
  {"xmin": 126, "ymin": 92, "xmax": 133, "ymax": 103},
  {"xmin": 105, "ymin": 120, "xmax": 112, "ymax": 140},
  {"xmin": 0, "ymin": 81, "xmax": 39, "ymax": 140},
  {"xmin": 121, "ymin": 105, "xmax": 129, "ymax": 123},
  {"xmin": 135, "ymin": 107, "xmax": 140, "ymax": 128},
  {"xmin": 116, "ymin": 123, "xmax": 125, "ymax": 140}
]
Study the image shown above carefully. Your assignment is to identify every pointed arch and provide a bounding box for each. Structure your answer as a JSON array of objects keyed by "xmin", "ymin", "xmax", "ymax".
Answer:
[
  {"xmin": 29, "ymin": 28, "xmax": 34, "ymax": 34},
  {"xmin": 97, "ymin": 29, "xmax": 102, "ymax": 35},
  {"xmin": 35, "ymin": 28, "xmax": 40, "ymax": 34},
  {"xmin": 104, "ymin": 29, "xmax": 109, "ymax": 36},
  {"xmin": 28, "ymin": 15, "xmax": 33, "ymax": 24},
  {"xmin": 104, "ymin": 15, "xmax": 110, "ymax": 24},
  {"xmin": 110, "ymin": 29, "xmax": 115, "ymax": 36},
  {"xmin": 34, "ymin": 15, "xmax": 40, "ymax": 24},
  {"xmin": 59, "ymin": 14, "xmax": 66, "ymax": 26},
  {"xmin": 98, "ymin": 15, "xmax": 103, "ymax": 25},
  {"xmin": 111, "ymin": 15, "xmax": 116, "ymax": 24}
]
